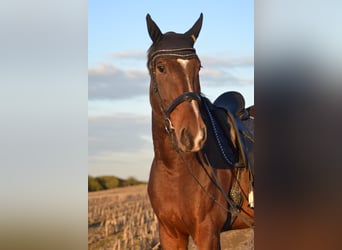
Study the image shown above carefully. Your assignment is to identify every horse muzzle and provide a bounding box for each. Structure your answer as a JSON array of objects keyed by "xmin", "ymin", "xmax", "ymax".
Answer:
[{"xmin": 178, "ymin": 126, "xmax": 206, "ymax": 152}]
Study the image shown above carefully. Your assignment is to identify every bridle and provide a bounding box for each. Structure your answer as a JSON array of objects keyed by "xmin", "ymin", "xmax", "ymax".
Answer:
[
  {"xmin": 148, "ymin": 48, "xmax": 202, "ymax": 133},
  {"xmin": 148, "ymin": 48, "xmax": 254, "ymax": 228}
]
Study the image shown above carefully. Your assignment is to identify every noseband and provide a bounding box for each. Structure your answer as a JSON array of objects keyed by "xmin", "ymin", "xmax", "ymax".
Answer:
[{"xmin": 149, "ymin": 48, "xmax": 202, "ymax": 133}]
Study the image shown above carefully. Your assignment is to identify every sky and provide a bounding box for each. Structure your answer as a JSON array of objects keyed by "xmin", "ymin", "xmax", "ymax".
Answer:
[{"xmin": 88, "ymin": 0, "xmax": 254, "ymax": 181}]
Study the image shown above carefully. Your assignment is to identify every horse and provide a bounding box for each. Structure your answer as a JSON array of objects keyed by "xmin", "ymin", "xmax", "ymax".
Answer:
[{"xmin": 146, "ymin": 13, "xmax": 254, "ymax": 249}]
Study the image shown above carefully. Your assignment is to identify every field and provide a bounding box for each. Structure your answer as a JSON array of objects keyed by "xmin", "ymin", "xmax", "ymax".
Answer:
[{"xmin": 88, "ymin": 184, "xmax": 254, "ymax": 249}]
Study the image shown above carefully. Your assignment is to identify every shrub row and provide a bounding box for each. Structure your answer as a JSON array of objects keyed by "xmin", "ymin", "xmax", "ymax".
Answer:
[{"xmin": 88, "ymin": 175, "xmax": 146, "ymax": 192}]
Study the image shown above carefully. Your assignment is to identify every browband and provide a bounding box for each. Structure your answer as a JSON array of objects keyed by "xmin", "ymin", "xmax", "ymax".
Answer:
[{"xmin": 149, "ymin": 48, "xmax": 197, "ymax": 66}]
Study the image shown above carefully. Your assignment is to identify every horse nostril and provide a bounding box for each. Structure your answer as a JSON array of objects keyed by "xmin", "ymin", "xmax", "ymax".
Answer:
[
  {"xmin": 179, "ymin": 127, "xmax": 206, "ymax": 152},
  {"xmin": 201, "ymin": 127, "xmax": 207, "ymax": 144},
  {"xmin": 195, "ymin": 127, "xmax": 206, "ymax": 149},
  {"xmin": 180, "ymin": 128, "xmax": 194, "ymax": 151}
]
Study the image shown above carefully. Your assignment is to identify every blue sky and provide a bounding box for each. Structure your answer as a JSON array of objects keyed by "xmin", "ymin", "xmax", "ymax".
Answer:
[{"xmin": 88, "ymin": 0, "xmax": 254, "ymax": 181}]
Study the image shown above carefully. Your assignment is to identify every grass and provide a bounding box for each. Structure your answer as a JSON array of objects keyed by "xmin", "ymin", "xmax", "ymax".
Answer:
[
  {"xmin": 88, "ymin": 184, "xmax": 254, "ymax": 249},
  {"xmin": 88, "ymin": 184, "xmax": 159, "ymax": 249}
]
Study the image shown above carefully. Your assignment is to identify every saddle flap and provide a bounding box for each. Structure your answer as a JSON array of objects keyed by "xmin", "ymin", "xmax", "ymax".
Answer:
[{"xmin": 213, "ymin": 108, "xmax": 249, "ymax": 168}]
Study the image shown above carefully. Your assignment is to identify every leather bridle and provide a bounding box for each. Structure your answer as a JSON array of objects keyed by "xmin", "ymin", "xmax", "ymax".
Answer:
[
  {"xmin": 148, "ymin": 48, "xmax": 202, "ymax": 133},
  {"xmin": 148, "ymin": 48, "xmax": 254, "ymax": 227}
]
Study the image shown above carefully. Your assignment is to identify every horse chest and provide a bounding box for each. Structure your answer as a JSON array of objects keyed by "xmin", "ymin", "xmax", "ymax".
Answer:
[{"xmin": 149, "ymin": 170, "xmax": 211, "ymax": 218}]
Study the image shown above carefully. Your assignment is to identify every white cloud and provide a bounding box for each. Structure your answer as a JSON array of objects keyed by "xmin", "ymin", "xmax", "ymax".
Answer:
[
  {"xmin": 201, "ymin": 54, "xmax": 254, "ymax": 68},
  {"xmin": 88, "ymin": 63, "xmax": 149, "ymax": 100},
  {"xmin": 88, "ymin": 113, "xmax": 152, "ymax": 156},
  {"xmin": 88, "ymin": 149, "xmax": 153, "ymax": 181},
  {"xmin": 111, "ymin": 50, "xmax": 146, "ymax": 60},
  {"xmin": 88, "ymin": 51, "xmax": 254, "ymax": 180},
  {"xmin": 88, "ymin": 51, "xmax": 254, "ymax": 101},
  {"xmin": 200, "ymin": 68, "xmax": 253, "ymax": 88},
  {"xmin": 88, "ymin": 113, "xmax": 153, "ymax": 180}
]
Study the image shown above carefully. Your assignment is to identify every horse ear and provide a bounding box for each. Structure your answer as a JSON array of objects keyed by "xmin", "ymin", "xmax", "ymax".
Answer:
[
  {"xmin": 146, "ymin": 14, "xmax": 163, "ymax": 43},
  {"xmin": 185, "ymin": 13, "xmax": 203, "ymax": 43}
]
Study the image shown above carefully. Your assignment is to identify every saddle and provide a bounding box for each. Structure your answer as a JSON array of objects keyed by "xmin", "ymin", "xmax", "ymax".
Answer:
[
  {"xmin": 200, "ymin": 91, "xmax": 254, "ymax": 170},
  {"xmin": 200, "ymin": 92, "xmax": 255, "ymax": 230}
]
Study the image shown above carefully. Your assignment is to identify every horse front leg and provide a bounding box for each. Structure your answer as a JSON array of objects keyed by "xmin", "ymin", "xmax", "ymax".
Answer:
[
  {"xmin": 158, "ymin": 223, "xmax": 189, "ymax": 250},
  {"xmin": 193, "ymin": 233, "xmax": 221, "ymax": 250},
  {"xmin": 192, "ymin": 227, "xmax": 221, "ymax": 250}
]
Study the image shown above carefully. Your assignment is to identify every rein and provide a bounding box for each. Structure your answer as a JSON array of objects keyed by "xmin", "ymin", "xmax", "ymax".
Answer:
[
  {"xmin": 148, "ymin": 48, "xmax": 254, "ymax": 228},
  {"xmin": 180, "ymin": 151, "xmax": 254, "ymax": 228}
]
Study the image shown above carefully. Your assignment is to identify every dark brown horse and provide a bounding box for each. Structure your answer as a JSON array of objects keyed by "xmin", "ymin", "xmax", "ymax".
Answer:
[{"xmin": 146, "ymin": 13, "xmax": 254, "ymax": 249}]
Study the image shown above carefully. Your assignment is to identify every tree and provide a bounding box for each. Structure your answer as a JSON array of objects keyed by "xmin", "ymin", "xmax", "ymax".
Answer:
[{"xmin": 88, "ymin": 176, "xmax": 103, "ymax": 192}]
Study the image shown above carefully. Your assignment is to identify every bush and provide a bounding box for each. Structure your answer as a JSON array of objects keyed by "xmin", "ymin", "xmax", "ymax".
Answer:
[
  {"xmin": 96, "ymin": 176, "xmax": 122, "ymax": 189},
  {"xmin": 124, "ymin": 176, "xmax": 142, "ymax": 186},
  {"xmin": 88, "ymin": 176, "xmax": 103, "ymax": 192},
  {"xmin": 88, "ymin": 175, "xmax": 146, "ymax": 192}
]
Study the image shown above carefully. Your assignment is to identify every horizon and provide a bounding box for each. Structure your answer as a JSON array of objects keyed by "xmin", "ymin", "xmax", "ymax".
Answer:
[{"xmin": 88, "ymin": 1, "xmax": 254, "ymax": 181}]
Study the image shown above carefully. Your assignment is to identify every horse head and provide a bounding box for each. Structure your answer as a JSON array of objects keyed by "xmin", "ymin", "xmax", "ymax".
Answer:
[{"xmin": 146, "ymin": 13, "xmax": 206, "ymax": 152}]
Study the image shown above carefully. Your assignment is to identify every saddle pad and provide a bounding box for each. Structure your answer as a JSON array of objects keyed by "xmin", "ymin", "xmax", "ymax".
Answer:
[
  {"xmin": 201, "ymin": 97, "xmax": 239, "ymax": 169},
  {"xmin": 201, "ymin": 96, "xmax": 254, "ymax": 170}
]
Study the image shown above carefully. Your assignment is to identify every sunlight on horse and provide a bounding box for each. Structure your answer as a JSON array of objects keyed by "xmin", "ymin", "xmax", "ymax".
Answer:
[{"xmin": 146, "ymin": 13, "xmax": 254, "ymax": 249}]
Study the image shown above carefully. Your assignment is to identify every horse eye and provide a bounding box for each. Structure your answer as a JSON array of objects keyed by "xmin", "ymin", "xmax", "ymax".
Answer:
[{"xmin": 157, "ymin": 65, "xmax": 166, "ymax": 73}]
